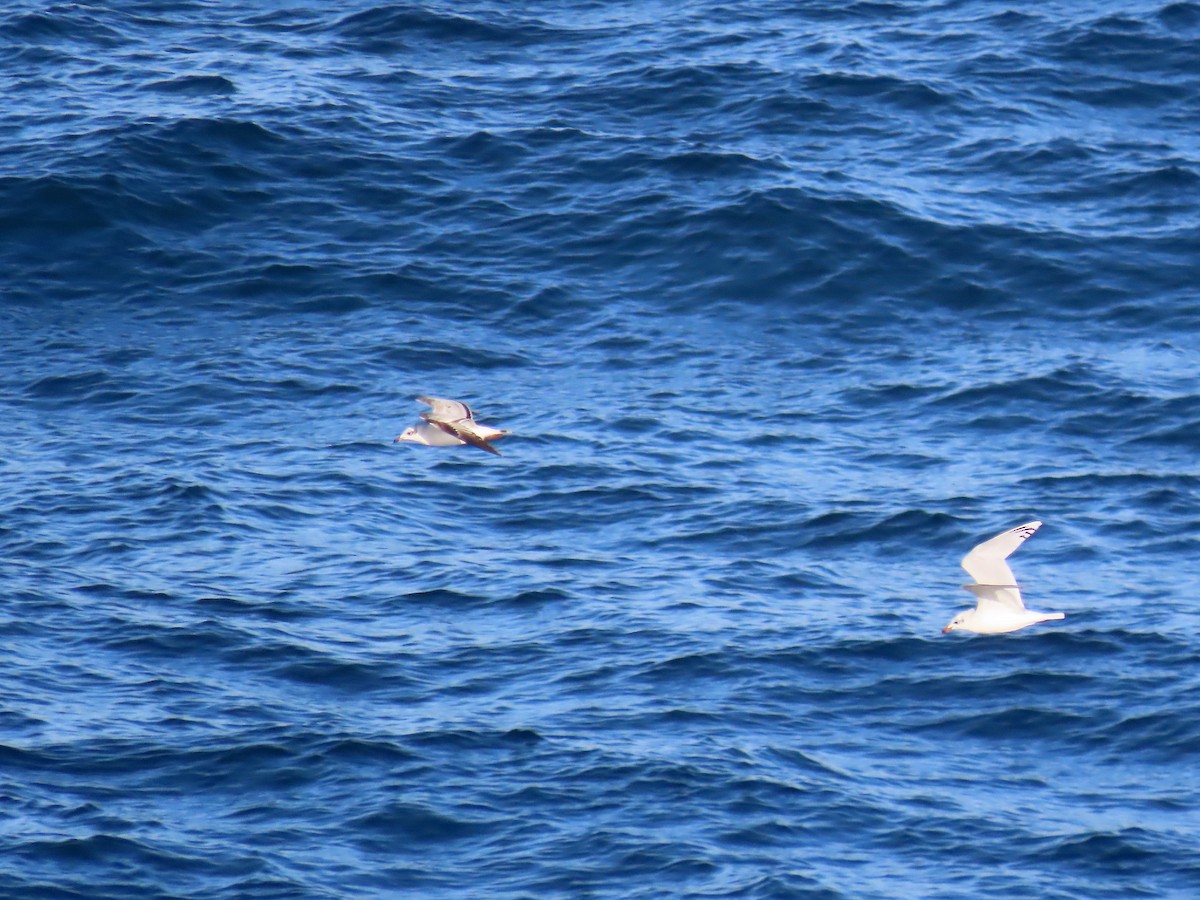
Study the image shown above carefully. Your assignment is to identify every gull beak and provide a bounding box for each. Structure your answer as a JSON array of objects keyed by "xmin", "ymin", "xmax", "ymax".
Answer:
[{"xmin": 942, "ymin": 625, "xmax": 953, "ymax": 634}]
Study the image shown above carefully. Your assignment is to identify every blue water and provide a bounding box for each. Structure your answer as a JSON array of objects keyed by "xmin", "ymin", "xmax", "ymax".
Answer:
[{"xmin": 3, "ymin": 1, "xmax": 1199, "ymax": 896}]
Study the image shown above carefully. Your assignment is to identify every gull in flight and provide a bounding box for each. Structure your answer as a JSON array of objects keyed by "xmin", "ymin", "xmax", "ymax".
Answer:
[
  {"xmin": 393, "ymin": 396, "xmax": 510, "ymax": 456},
  {"xmin": 942, "ymin": 521, "xmax": 1064, "ymax": 634}
]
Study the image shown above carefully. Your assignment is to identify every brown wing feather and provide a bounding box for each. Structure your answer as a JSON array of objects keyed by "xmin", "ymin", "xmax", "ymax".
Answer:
[{"xmin": 428, "ymin": 419, "xmax": 502, "ymax": 456}]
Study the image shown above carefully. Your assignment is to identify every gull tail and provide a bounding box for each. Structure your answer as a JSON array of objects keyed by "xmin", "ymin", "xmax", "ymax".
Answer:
[{"xmin": 1035, "ymin": 612, "xmax": 1065, "ymax": 622}]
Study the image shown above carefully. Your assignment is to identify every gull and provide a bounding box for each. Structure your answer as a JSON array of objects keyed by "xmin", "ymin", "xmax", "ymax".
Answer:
[
  {"xmin": 942, "ymin": 521, "xmax": 1064, "ymax": 634},
  {"xmin": 393, "ymin": 396, "xmax": 510, "ymax": 456}
]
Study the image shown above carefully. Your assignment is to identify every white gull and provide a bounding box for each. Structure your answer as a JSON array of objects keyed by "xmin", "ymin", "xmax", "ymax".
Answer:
[
  {"xmin": 942, "ymin": 521, "xmax": 1065, "ymax": 635},
  {"xmin": 393, "ymin": 396, "xmax": 510, "ymax": 457}
]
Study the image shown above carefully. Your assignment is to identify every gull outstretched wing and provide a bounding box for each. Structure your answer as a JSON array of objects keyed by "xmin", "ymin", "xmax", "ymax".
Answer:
[
  {"xmin": 426, "ymin": 418, "xmax": 502, "ymax": 456},
  {"xmin": 417, "ymin": 396, "xmax": 474, "ymax": 423},
  {"xmin": 961, "ymin": 520, "xmax": 1041, "ymax": 587},
  {"xmin": 963, "ymin": 582, "xmax": 1026, "ymax": 611}
]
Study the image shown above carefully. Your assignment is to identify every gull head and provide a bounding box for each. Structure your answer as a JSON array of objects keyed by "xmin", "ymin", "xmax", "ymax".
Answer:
[
  {"xmin": 942, "ymin": 611, "xmax": 973, "ymax": 634},
  {"xmin": 394, "ymin": 427, "xmax": 424, "ymax": 445}
]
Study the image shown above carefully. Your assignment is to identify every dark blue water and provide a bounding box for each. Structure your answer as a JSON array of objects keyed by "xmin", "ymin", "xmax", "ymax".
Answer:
[{"xmin": 3, "ymin": 1, "xmax": 1199, "ymax": 896}]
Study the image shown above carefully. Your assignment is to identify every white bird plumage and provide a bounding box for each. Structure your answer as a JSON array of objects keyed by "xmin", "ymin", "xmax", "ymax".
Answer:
[
  {"xmin": 393, "ymin": 395, "xmax": 510, "ymax": 456},
  {"xmin": 942, "ymin": 521, "xmax": 1065, "ymax": 635}
]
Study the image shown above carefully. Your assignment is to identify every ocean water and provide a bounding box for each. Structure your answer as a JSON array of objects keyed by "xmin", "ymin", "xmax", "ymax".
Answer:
[{"xmin": 2, "ymin": 0, "xmax": 1199, "ymax": 896}]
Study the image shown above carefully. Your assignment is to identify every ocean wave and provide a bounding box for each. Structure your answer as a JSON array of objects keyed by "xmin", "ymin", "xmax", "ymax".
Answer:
[
  {"xmin": 2, "ymin": 1, "xmax": 1199, "ymax": 897},
  {"xmin": 327, "ymin": 4, "xmax": 566, "ymax": 49}
]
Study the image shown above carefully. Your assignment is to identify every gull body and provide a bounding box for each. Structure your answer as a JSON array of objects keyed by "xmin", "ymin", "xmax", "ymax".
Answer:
[
  {"xmin": 943, "ymin": 521, "xmax": 1065, "ymax": 635},
  {"xmin": 393, "ymin": 396, "xmax": 510, "ymax": 456}
]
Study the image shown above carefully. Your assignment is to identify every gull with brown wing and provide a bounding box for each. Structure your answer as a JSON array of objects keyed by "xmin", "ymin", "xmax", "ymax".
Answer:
[{"xmin": 393, "ymin": 396, "xmax": 511, "ymax": 456}]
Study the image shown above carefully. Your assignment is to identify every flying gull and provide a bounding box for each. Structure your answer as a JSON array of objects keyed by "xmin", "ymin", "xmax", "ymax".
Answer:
[
  {"xmin": 942, "ymin": 521, "xmax": 1065, "ymax": 634},
  {"xmin": 393, "ymin": 396, "xmax": 510, "ymax": 456}
]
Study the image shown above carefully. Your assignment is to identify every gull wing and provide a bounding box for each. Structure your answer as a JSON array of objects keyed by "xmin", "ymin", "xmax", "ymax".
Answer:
[
  {"xmin": 963, "ymin": 582, "xmax": 1026, "ymax": 612},
  {"xmin": 417, "ymin": 395, "xmax": 474, "ymax": 423},
  {"xmin": 426, "ymin": 418, "xmax": 502, "ymax": 456},
  {"xmin": 960, "ymin": 521, "xmax": 1041, "ymax": 586}
]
